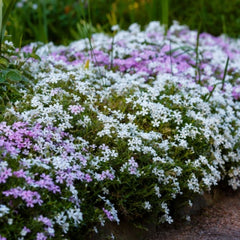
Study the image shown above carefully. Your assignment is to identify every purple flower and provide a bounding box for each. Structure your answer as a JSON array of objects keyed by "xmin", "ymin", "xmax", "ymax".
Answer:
[
  {"xmin": 63, "ymin": 142, "xmax": 75, "ymax": 153},
  {"xmin": 75, "ymin": 170, "xmax": 85, "ymax": 181},
  {"xmin": 56, "ymin": 171, "xmax": 66, "ymax": 184},
  {"xmin": 13, "ymin": 169, "xmax": 26, "ymax": 178},
  {"xmin": 84, "ymin": 173, "xmax": 92, "ymax": 182},
  {"xmin": 38, "ymin": 215, "xmax": 53, "ymax": 227},
  {"xmin": 0, "ymin": 168, "xmax": 12, "ymax": 183},
  {"xmin": 20, "ymin": 226, "xmax": 31, "ymax": 236},
  {"xmin": 128, "ymin": 157, "xmax": 139, "ymax": 175},
  {"xmin": 102, "ymin": 208, "xmax": 114, "ymax": 221},
  {"xmin": 36, "ymin": 232, "xmax": 47, "ymax": 240},
  {"xmin": 12, "ymin": 121, "xmax": 27, "ymax": 130},
  {"xmin": 3, "ymin": 188, "xmax": 43, "ymax": 207}
]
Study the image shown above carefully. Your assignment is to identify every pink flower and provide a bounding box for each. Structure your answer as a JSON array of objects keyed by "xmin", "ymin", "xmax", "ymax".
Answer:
[
  {"xmin": 102, "ymin": 208, "xmax": 114, "ymax": 221},
  {"xmin": 68, "ymin": 105, "xmax": 85, "ymax": 115},
  {"xmin": 207, "ymin": 85, "xmax": 214, "ymax": 92},
  {"xmin": 232, "ymin": 86, "xmax": 240, "ymax": 100}
]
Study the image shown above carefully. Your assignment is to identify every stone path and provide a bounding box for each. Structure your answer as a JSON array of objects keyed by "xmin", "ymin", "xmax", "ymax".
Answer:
[{"xmin": 149, "ymin": 188, "xmax": 240, "ymax": 240}]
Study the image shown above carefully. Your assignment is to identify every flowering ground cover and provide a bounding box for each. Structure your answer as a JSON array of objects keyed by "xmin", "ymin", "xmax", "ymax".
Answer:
[{"xmin": 1, "ymin": 21, "xmax": 240, "ymax": 239}]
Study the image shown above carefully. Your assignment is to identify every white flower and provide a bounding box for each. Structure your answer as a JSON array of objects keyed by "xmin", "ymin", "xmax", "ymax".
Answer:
[
  {"xmin": 52, "ymin": 156, "xmax": 70, "ymax": 170},
  {"xmin": 55, "ymin": 212, "xmax": 67, "ymax": 225},
  {"xmin": 0, "ymin": 205, "xmax": 10, "ymax": 217},
  {"xmin": 143, "ymin": 201, "xmax": 152, "ymax": 210},
  {"xmin": 67, "ymin": 207, "xmax": 83, "ymax": 225},
  {"xmin": 0, "ymin": 161, "xmax": 8, "ymax": 171},
  {"xmin": 16, "ymin": 2, "xmax": 23, "ymax": 8},
  {"xmin": 128, "ymin": 23, "xmax": 141, "ymax": 33},
  {"xmin": 93, "ymin": 226, "xmax": 98, "ymax": 233},
  {"xmin": 8, "ymin": 218, "xmax": 13, "ymax": 225},
  {"xmin": 111, "ymin": 25, "xmax": 120, "ymax": 32},
  {"xmin": 62, "ymin": 222, "xmax": 70, "ymax": 234},
  {"xmin": 187, "ymin": 174, "xmax": 200, "ymax": 193},
  {"xmin": 154, "ymin": 185, "xmax": 162, "ymax": 198},
  {"xmin": 128, "ymin": 137, "xmax": 142, "ymax": 151},
  {"xmin": 32, "ymin": 4, "xmax": 38, "ymax": 10},
  {"xmin": 102, "ymin": 187, "xmax": 109, "ymax": 195},
  {"xmin": 47, "ymin": 227, "xmax": 55, "ymax": 235}
]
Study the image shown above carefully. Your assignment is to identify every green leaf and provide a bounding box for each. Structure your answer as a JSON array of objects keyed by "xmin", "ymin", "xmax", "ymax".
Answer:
[
  {"xmin": 21, "ymin": 75, "xmax": 30, "ymax": 83},
  {"xmin": 0, "ymin": 57, "xmax": 9, "ymax": 67},
  {"xmin": 0, "ymin": 75, "xmax": 5, "ymax": 83},
  {"xmin": 0, "ymin": 104, "xmax": 5, "ymax": 112},
  {"xmin": 8, "ymin": 85, "xmax": 19, "ymax": 94},
  {"xmin": 165, "ymin": 46, "xmax": 194, "ymax": 56},
  {"xmin": 2, "ymin": 0, "xmax": 17, "ymax": 32},
  {"xmin": 6, "ymin": 69, "xmax": 22, "ymax": 82},
  {"xmin": 28, "ymin": 53, "xmax": 41, "ymax": 61},
  {"xmin": 221, "ymin": 57, "xmax": 229, "ymax": 90}
]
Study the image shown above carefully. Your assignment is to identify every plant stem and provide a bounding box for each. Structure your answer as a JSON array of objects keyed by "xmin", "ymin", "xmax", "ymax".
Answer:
[
  {"xmin": 110, "ymin": 35, "xmax": 115, "ymax": 70},
  {"xmin": 221, "ymin": 57, "xmax": 229, "ymax": 91},
  {"xmin": 195, "ymin": 29, "xmax": 201, "ymax": 84},
  {"xmin": 42, "ymin": 0, "xmax": 48, "ymax": 43},
  {"xmin": 161, "ymin": 0, "xmax": 169, "ymax": 33}
]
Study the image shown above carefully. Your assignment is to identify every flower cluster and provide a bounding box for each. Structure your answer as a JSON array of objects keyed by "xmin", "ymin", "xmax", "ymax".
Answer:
[
  {"xmin": 1, "ymin": 21, "xmax": 240, "ymax": 238},
  {"xmin": 0, "ymin": 122, "xmax": 117, "ymax": 238}
]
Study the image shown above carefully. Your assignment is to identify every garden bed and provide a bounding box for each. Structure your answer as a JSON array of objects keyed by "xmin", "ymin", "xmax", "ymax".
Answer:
[{"xmin": 1, "ymin": 21, "xmax": 240, "ymax": 239}]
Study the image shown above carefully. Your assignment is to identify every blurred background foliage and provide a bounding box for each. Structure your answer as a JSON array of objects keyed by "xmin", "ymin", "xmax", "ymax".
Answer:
[{"xmin": 6, "ymin": 0, "xmax": 240, "ymax": 46}]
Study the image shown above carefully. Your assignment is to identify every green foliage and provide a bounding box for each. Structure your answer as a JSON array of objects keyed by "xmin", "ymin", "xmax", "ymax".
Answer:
[
  {"xmin": 5, "ymin": 0, "xmax": 240, "ymax": 45},
  {"xmin": 0, "ymin": 1, "xmax": 35, "ymax": 117},
  {"xmin": 0, "ymin": 42, "xmax": 35, "ymax": 117},
  {"xmin": 0, "ymin": 0, "xmax": 29, "ymax": 115},
  {"xmin": 169, "ymin": 0, "xmax": 240, "ymax": 38},
  {"xmin": 8, "ymin": 0, "xmax": 88, "ymax": 45},
  {"xmin": 0, "ymin": 0, "xmax": 17, "ymax": 53}
]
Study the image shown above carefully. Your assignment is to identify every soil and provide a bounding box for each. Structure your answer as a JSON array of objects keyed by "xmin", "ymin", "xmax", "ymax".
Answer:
[{"xmin": 149, "ymin": 188, "xmax": 240, "ymax": 240}]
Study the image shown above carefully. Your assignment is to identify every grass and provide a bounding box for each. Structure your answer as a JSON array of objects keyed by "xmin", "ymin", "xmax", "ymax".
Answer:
[{"xmin": 4, "ymin": 0, "xmax": 240, "ymax": 46}]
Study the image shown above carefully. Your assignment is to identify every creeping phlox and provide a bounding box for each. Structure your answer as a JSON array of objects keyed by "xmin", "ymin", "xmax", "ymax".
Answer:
[
  {"xmin": 0, "ymin": 122, "xmax": 117, "ymax": 238},
  {"xmin": 1, "ymin": 21, "xmax": 240, "ymax": 238}
]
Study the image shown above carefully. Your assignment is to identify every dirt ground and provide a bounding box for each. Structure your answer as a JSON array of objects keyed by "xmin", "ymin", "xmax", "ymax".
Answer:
[{"xmin": 149, "ymin": 188, "xmax": 240, "ymax": 240}]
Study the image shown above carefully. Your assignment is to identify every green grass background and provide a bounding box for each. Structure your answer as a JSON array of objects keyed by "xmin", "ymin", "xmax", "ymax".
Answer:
[{"xmin": 6, "ymin": 0, "xmax": 240, "ymax": 45}]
